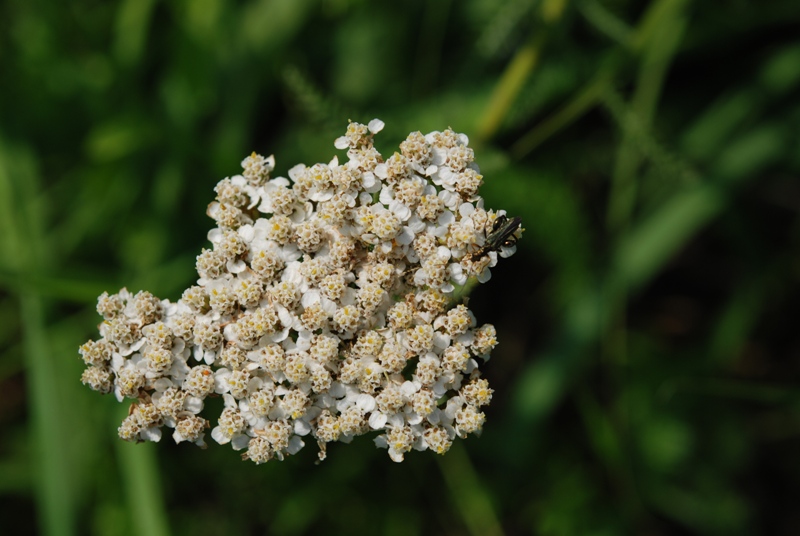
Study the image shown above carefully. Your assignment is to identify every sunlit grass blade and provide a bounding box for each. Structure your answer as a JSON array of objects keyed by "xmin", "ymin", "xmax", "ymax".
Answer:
[
  {"xmin": 0, "ymin": 142, "xmax": 76, "ymax": 536},
  {"xmin": 116, "ymin": 439, "xmax": 171, "ymax": 536},
  {"xmin": 437, "ymin": 442, "xmax": 504, "ymax": 536},
  {"xmin": 511, "ymin": 68, "xmax": 612, "ymax": 158},
  {"xmin": 475, "ymin": 0, "xmax": 567, "ymax": 144},
  {"xmin": 476, "ymin": 33, "xmax": 547, "ymax": 144}
]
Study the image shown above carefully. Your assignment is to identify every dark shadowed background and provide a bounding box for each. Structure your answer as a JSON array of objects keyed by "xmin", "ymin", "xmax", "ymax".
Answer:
[{"xmin": 2, "ymin": 0, "xmax": 800, "ymax": 534}]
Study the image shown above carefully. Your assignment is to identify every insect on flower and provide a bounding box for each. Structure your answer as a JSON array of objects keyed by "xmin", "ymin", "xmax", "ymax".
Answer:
[{"xmin": 468, "ymin": 215, "xmax": 523, "ymax": 261}]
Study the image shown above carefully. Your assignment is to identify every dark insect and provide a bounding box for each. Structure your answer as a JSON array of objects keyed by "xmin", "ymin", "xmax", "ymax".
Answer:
[{"xmin": 468, "ymin": 215, "xmax": 522, "ymax": 261}]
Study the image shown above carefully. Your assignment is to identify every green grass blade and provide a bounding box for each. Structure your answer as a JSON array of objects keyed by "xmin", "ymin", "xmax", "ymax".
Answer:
[
  {"xmin": 0, "ymin": 142, "xmax": 75, "ymax": 536},
  {"xmin": 117, "ymin": 440, "xmax": 171, "ymax": 536},
  {"xmin": 437, "ymin": 442, "xmax": 505, "ymax": 536}
]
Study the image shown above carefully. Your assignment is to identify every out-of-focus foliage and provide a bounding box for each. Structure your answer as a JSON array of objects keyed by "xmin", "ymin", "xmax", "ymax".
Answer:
[{"xmin": 2, "ymin": 0, "xmax": 800, "ymax": 534}]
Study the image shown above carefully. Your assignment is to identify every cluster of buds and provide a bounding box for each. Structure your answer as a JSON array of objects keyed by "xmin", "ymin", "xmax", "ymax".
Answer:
[{"xmin": 79, "ymin": 119, "xmax": 522, "ymax": 463}]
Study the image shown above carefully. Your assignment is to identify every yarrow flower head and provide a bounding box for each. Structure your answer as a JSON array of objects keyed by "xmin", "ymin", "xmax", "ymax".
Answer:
[{"xmin": 79, "ymin": 120, "xmax": 523, "ymax": 463}]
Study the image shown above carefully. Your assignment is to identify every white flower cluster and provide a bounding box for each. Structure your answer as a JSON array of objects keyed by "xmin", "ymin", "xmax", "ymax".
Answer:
[{"xmin": 79, "ymin": 119, "xmax": 521, "ymax": 463}]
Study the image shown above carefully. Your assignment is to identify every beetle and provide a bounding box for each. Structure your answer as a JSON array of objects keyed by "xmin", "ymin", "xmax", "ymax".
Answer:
[{"xmin": 468, "ymin": 215, "xmax": 522, "ymax": 261}]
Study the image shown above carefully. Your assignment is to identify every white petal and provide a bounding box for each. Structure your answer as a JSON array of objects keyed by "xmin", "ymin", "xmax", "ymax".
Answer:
[
  {"xmin": 396, "ymin": 227, "xmax": 415, "ymax": 245},
  {"xmin": 334, "ymin": 136, "xmax": 349, "ymax": 149},
  {"xmin": 140, "ymin": 427, "xmax": 162, "ymax": 442},
  {"xmin": 355, "ymin": 393, "xmax": 377, "ymax": 412},
  {"xmin": 499, "ymin": 245, "xmax": 517, "ymax": 258},
  {"xmin": 368, "ymin": 118, "xmax": 385, "ymax": 133},
  {"xmin": 238, "ymin": 224, "xmax": 255, "ymax": 242},
  {"xmin": 153, "ymin": 378, "xmax": 173, "ymax": 392},
  {"xmin": 413, "ymin": 268, "xmax": 428, "ymax": 287},
  {"xmin": 294, "ymin": 332, "xmax": 313, "ymax": 351},
  {"xmin": 211, "ymin": 426, "xmax": 231, "ymax": 445},
  {"xmin": 294, "ymin": 419, "xmax": 312, "ymax": 436},
  {"xmin": 287, "ymin": 436, "xmax": 305, "ymax": 454},
  {"xmin": 228, "ymin": 259, "xmax": 247, "ymax": 274},
  {"xmin": 431, "ymin": 147, "xmax": 447, "ymax": 166},
  {"xmin": 407, "ymin": 412, "xmax": 423, "ymax": 426},
  {"xmin": 433, "ymin": 332, "xmax": 450, "ymax": 349},
  {"xmin": 276, "ymin": 305, "xmax": 294, "ymax": 328},
  {"xmin": 455, "ymin": 332, "xmax": 475, "ymax": 346},
  {"xmin": 328, "ymin": 382, "xmax": 346, "ymax": 398},
  {"xmin": 364, "ymin": 180, "xmax": 381, "ymax": 195},
  {"xmin": 400, "ymin": 381, "xmax": 418, "ymax": 397},
  {"xmin": 172, "ymin": 429, "xmax": 186, "ymax": 443},
  {"xmin": 185, "ymin": 396, "xmax": 204, "ymax": 414},
  {"xmin": 436, "ymin": 246, "xmax": 452, "ymax": 261},
  {"xmin": 362, "ymin": 172, "xmax": 377, "ymax": 188},
  {"xmin": 408, "ymin": 216, "xmax": 426, "ymax": 234},
  {"xmin": 227, "ymin": 433, "xmax": 247, "ymax": 450},
  {"xmin": 459, "ymin": 203, "xmax": 476, "ymax": 218},
  {"xmin": 438, "ymin": 167, "xmax": 456, "ymax": 186},
  {"xmin": 288, "ymin": 164, "xmax": 306, "ymax": 180},
  {"xmin": 207, "ymin": 228, "xmax": 223, "ymax": 243},
  {"xmin": 300, "ymin": 289, "xmax": 321, "ymax": 308},
  {"xmin": 171, "ymin": 338, "xmax": 186, "ymax": 354},
  {"xmin": 369, "ymin": 412, "xmax": 388, "ymax": 430},
  {"xmin": 379, "ymin": 186, "xmax": 394, "ymax": 205},
  {"xmin": 427, "ymin": 409, "xmax": 442, "ymax": 425},
  {"xmin": 389, "ymin": 200, "xmax": 411, "ymax": 221},
  {"xmin": 387, "ymin": 413, "xmax": 405, "ymax": 428}
]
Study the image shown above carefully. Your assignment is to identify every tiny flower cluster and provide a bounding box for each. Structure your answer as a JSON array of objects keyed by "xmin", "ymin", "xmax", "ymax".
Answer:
[{"xmin": 79, "ymin": 119, "xmax": 521, "ymax": 463}]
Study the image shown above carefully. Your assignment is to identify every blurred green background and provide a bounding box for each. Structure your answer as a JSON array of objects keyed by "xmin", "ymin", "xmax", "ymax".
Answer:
[{"xmin": 2, "ymin": 0, "xmax": 800, "ymax": 534}]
